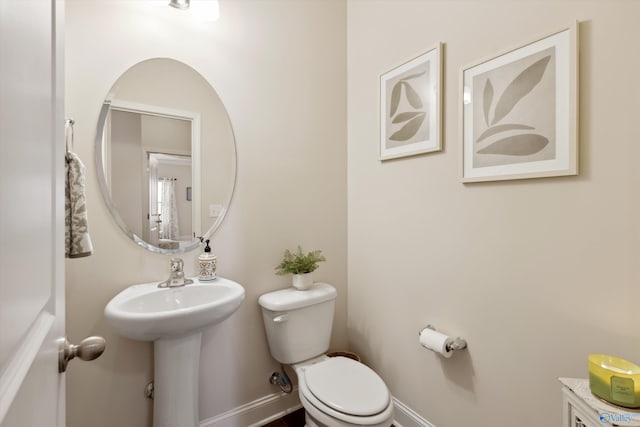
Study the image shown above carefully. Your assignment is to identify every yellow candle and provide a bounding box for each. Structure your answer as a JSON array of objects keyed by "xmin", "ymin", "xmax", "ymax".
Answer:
[{"xmin": 589, "ymin": 354, "xmax": 640, "ymax": 408}]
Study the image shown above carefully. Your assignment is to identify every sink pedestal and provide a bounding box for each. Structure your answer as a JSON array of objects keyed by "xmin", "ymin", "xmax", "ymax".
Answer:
[
  {"xmin": 104, "ymin": 278, "xmax": 245, "ymax": 427},
  {"xmin": 153, "ymin": 332, "xmax": 202, "ymax": 427}
]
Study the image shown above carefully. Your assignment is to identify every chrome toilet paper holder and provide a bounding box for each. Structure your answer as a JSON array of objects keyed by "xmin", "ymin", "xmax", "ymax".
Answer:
[{"xmin": 420, "ymin": 325, "xmax": 468, "ymax": 352}]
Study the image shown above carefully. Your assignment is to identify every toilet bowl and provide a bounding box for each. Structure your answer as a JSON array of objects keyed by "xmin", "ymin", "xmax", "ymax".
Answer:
[
  {"xmin": 294, "ymin": 356, "xmax": 394, "ymax": 427},
  {"xmin": 258, "ymin": 283, "xmax": 394, "ymax": 427}
]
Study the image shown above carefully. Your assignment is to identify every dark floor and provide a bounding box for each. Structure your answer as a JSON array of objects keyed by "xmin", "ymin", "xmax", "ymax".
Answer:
[
  {"xmin": 262, "ymin": 408, "xmax": 306, "ymax": 427},
  {"xmin": 261, "ymin": 408, "xmax": 395, "ymax": 427}
]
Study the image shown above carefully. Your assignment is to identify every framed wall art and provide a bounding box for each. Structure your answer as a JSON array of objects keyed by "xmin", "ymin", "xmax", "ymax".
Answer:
[
  {"xmin": 380, "ymin": 43, "xmax": 442, "ymax": 160},
  {"xmin": 460, "ymin": 24, "xmax": 578, "ymax": 182}
]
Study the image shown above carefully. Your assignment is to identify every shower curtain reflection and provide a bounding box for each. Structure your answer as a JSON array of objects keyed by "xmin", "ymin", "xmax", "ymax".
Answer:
[
  {"xmin": 147, "ymin": 152, "xmax": 192, "ymax": 249},
  {"xmin": 159, "ymin": 178, "xmax": 179, "ymax": 241}
]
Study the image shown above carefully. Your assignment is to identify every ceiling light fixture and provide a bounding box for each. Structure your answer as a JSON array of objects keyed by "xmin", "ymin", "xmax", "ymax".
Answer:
[
  {"xmin": 165, "ymin": 0, "xmax": 220, "ymax": 22},
  {"xmin": 169, "ymin": 0, "xmax": 190, "ymax": 10}
]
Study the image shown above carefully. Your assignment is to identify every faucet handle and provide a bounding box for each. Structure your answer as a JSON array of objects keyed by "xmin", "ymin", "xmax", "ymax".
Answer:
[
  {"xmin": 170, "ymin": 257, "xmax": 184, "ymax": 273},
  {"xmin": 158, "ymin": 257, "xmax": 193, "ymax": 288}
]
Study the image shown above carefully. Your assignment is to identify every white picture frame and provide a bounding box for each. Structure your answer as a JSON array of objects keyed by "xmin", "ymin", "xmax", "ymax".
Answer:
[
  {"xmin": 380, "ymin": 43, "xmax": 442, "ymax": 161},
  {"xmin": 460, "ymin": 24, "xmax": 578, "ymax": 182}
]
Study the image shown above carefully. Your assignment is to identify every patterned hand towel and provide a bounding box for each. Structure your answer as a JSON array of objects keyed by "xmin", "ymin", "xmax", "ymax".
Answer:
[{"xmin": 65, "ymin": 152, "xmax": 93, "ymax": 258}]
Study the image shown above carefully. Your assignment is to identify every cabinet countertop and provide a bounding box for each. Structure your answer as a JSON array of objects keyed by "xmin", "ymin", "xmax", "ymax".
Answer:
[{"xmin": 560, "ymin": 378, "xmax": 640, "ymax": 427}]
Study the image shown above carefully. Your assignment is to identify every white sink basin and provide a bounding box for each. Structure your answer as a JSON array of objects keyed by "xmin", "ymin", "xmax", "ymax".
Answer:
[
  {"xmin": 104, "ymin": 277, "xmax": 245, "ymax": 341},
  {"xmin": 105, "ymin": 276, "xmax": 244, "ymax": 427}
]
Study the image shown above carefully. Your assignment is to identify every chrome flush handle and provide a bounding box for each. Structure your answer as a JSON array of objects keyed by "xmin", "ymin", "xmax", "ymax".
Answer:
[{"xmin": 272, "ymin": 314, "xmax": 289, "ymax": 323}]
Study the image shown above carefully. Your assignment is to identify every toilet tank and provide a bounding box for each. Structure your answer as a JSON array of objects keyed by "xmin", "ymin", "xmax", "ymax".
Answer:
[{"xmin": 258, "ymin": 282, "xmax": 337, "ymax": 365}]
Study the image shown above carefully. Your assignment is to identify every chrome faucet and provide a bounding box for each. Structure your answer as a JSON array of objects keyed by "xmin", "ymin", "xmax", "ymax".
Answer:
[{"xmin": 158, "ymin": 258, "xmax": 194, "ymax": 288}]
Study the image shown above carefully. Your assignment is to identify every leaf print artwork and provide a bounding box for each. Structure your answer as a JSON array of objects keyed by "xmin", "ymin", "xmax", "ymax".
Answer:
[
  {"xmin": 384, "ymin": 62, "xmax": 430, "ymax": 149},
  {"xmin": 476, "ymin": 124, "xmax": 535, "ymax": 143},
  {"xmin": 389, "ymin": 71, "xmax": 426, "ymax": 118},
  {"xmin": 473, "ymin": 49, "xmax": 555, "ymax": 161},
  {"xmin": 403, "ymin": 83, "xmax": 423, "ymax": 109},
  {"xmin": 482, "ymin": 80, "xmax": 493, "ymax": 127},
  {"xmin": 462, "ymin": 27, "xmax": 576, "ymax": 181},
  {"xmin": 392, "ymin": 111, "xmax": 423, "ymax": 124},
  {"xmin": 491, "ymin": 55, "xmax": 551, "ymax": 126},
  {"xmin": 477, "ymin": 134, "xmax": 549, "ymax": 156},
  {"xmin": 390, "ymin": 83, "xmax": 402, "ymax": 117},
  {"xmin": 380, "ymin": 45, "xmax": 441, "ymax": 159},
  {"xmin": 389, "ymin": 113, "xmax": 426, "ymax": 141}
]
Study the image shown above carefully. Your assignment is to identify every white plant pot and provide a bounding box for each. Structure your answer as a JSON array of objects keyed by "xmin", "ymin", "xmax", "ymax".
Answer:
[{"xmin": 292, "ymin": 273, "xmax": 313, "ymax": 290}]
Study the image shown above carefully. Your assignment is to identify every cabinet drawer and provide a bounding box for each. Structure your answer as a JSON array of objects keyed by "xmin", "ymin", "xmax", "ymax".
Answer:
[{"xmin": 570, "ymin": 405, "xmax": 595, "ymax": 427}]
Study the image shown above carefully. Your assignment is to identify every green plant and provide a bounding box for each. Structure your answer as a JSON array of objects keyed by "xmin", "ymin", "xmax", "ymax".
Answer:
[{"xmin": 275, "ymin": 246, "xmax": 326, "ymax": 275}]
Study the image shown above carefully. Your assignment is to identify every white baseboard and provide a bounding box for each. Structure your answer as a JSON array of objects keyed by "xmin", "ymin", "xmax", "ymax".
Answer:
[
  {"xmin": 199, "ymin": 387, "xmax": 302, "ymax": 427},
  {"xmin": 392, "ymin": 397, "xmax": 436, "ymax": 427},
  {"xmin": 199, "ymin": 390, "xmax": 435, "ymax": 427}
]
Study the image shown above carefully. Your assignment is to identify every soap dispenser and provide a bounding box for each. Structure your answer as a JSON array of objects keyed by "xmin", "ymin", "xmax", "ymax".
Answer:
[{"xmin": 198, "ymin": 239, "xmax": 217, "ymax": 281}]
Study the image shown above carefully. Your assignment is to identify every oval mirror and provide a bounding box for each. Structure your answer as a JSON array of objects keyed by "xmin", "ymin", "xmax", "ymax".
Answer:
[{"xmin": 96, "ymin": 58, "xmax": 236, "ymax": 254}]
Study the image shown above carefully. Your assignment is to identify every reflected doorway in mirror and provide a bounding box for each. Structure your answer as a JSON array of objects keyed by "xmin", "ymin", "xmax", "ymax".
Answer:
[{"xmin": 95, "ymin": 58, "xmax": 237, "ymax": 254}]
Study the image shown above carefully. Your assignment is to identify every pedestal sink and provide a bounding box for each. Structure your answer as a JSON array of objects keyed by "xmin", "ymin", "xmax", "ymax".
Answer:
[{"xmin": 104, "ymin": 277, "xmax": 245, "ymax": 427}]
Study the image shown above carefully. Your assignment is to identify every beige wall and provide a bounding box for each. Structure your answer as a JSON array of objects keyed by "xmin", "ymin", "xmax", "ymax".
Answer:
[
  {"xmin": 348, "ymin": 1, "xmax": 640, "ymax": 426},
  {"xmin": 65, "ymin": 1, "xmax": 346, "ymax": 426},
  {"xmin": 110, "ymin": 110, "xmax": 143, "ymax": 237},
  {"xmin": 66, "ymin": 1, "xmax": 640, "ymax": 426}
]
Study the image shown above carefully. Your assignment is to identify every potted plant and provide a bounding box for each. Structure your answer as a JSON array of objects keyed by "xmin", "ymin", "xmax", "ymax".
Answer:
[{"xmin": 275, "ymin": 245, "xmax": 326, "ymax": 290}]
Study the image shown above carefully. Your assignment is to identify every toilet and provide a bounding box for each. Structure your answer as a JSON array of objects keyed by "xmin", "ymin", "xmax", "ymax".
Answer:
[{"xmin": 258, "ymin": 283, "xmax": 394, "ymax": 427}]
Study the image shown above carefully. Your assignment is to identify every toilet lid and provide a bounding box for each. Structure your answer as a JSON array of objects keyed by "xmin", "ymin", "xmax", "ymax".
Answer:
[{"xmin": 303, "ymin": 357, "xmax": 390, "ymax": 416}]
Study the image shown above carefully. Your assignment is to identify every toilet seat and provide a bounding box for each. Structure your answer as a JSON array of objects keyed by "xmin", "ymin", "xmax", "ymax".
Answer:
[
  {"xmin": 297, "ymin": 357, "xmax": 394, "ymax": 426},
  {"xmin": 304, "ymin": 356, "xmax": 389, "ymax": 416}
]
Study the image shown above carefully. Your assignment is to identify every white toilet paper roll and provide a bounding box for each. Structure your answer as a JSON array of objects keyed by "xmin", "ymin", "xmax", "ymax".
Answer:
[{"xmin": 419, "ymin": 328, "xmax": 454, "ymax": 358}]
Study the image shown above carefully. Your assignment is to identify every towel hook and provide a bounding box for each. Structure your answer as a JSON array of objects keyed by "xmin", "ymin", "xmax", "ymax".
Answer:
[{"xmin": 65, "ymin": 118, "xmax": 75, "ymax": 153}]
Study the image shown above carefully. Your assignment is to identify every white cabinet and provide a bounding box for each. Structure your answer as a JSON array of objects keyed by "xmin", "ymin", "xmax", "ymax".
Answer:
[{"xmin": 560, "ymin": 378, "xmax": 640, "ymax": 427}]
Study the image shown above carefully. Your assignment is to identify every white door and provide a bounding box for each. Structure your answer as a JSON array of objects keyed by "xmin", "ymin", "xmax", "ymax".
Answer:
[{"xmin": 0, "ymin": 1, "xmax": 66, "ymax": 426}]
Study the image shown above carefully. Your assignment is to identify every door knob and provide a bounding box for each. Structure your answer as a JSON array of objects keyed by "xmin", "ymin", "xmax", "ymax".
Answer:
[{"xmin": 58, "ymin": 336, "xmax": 106, "ymax": 373}]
